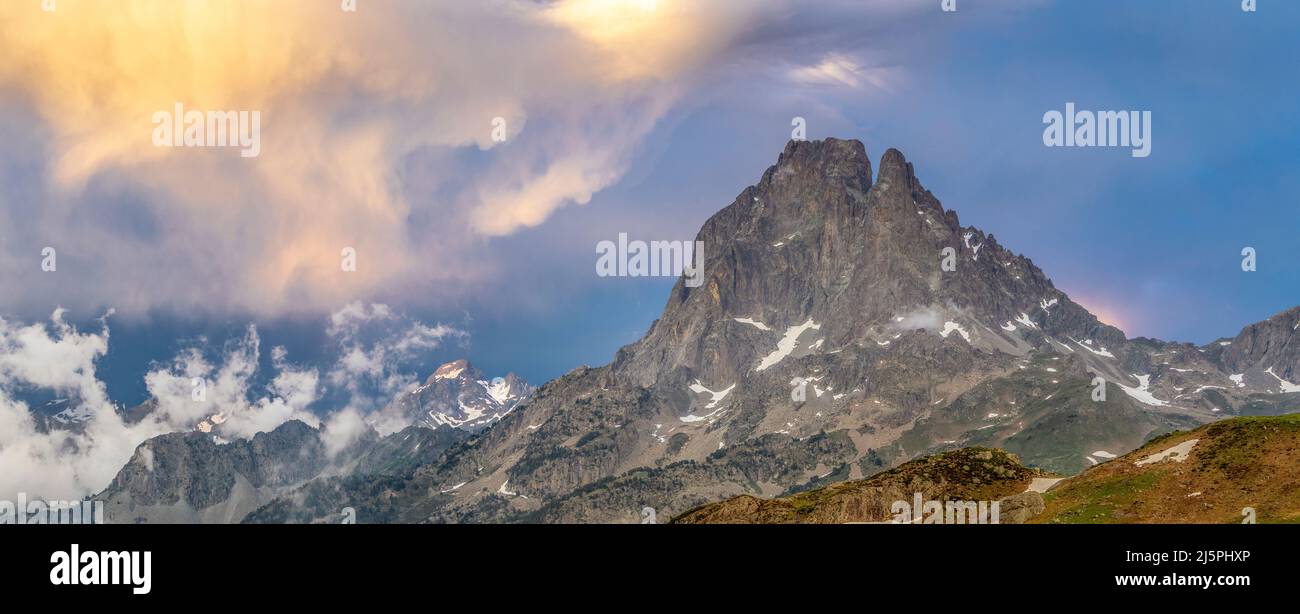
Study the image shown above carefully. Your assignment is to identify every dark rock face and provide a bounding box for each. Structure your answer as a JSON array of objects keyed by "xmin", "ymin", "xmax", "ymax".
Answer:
[
  {"xmin": 96, "ymin": 420, "xmax": 331, "ymax": 522},
  {"xmin": 95, "ymin": 420, "xmax": 465, "ymax": 523},
  {"xmin": 1219, "ymin": 306, "xmax": 1300, "ymax": 382},
  {"xmin": 237, "ymin": 138, "xmax": 1300, "ymax": 523}
]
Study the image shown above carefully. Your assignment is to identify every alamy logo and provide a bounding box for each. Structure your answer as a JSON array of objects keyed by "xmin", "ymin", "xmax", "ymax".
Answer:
[
  {"xmin": 0, "ymin": 494, "xmax": 103, "ymax": 524},
  {"xmin": 1043, "ymin": 102, "xmax": 1151, "ymax": 158},
  {"xmin": 596, "ymin": 233, "xmax": 705, "ymax": 288},
  {"xmin": 152, "ymin": 102, "xmax": 261, "ymax": 158},
  {"xmin": 50, "ymin": 544, "xmax": 151, "ymax": 595},
  {"xmin": 890, "ymin": 493, "xmax": 1000, "ymax": 524}
]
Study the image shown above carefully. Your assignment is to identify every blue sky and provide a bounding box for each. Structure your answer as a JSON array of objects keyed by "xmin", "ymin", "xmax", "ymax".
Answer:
[{"xmin": 2, "ymin": 0, "xmax": 1297, "ymax": 408}]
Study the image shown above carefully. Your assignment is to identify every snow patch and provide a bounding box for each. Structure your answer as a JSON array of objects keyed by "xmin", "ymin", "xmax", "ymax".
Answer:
[
  {"xmin": 688, "ymin": 381, "xmax": 736, "ymax": 409},
  {"xmin": 440, "ymin": 482, "xmax": 467, "ymax": 494},
  {"xmin": 733, "ymin": 317, "xmax": 771, "ymax": 331},
  {"xmin": 755, "ymin": 319, "xmax": 821, "ymax": 371},
  {"xmin": 1118, "ymin": 374, "xmax": 1169, "ymax": 407},
  {"xmin": 1073, "ymin": 339, "xmax": 1116, "ymax": 358},
  {"xmin": 1014, "ymin": 312, "xmax": 1039, "ymax": 329},
  {"xmin": 1026, "ymin": 477, "xmax": 1063, "ymax": 493},
  {"xmin": 938, "ymin": 321, "xmax": 971, "ymax": 342},
  {"xmin": 1135, "ymin": 439, "xmax": 1199, "ymax": 466},
  {"xmin": 1264, "ymin": 367, "xmax": 1300, "ymax": 393}
]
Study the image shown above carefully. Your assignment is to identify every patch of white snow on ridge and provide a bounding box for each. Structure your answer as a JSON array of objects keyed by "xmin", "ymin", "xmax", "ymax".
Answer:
[
  {"xmin": 1001, "ymin": 322, "xmax": 1017, "ymax": 332},
  {"xmin": 1264, "ymin": 367, "xmax": 1300, "ymax": 393},
  {"xmin": 1092, "ymin": 451, "xmax": 1117, "ymax": 459},
  {"xmin": 1026, "ymin": 478, "xmax": 1064, "ymax": 493},
  {"xmin": 755, "ymin": 319, "xmax": 821, "ymax": 371},
  {"xmin": 1015, "ymin": 312, "xmax": 1039, "ymax": 329},
  {"xmin": 688, "ymin": 381, "xmax": 736, "ymax": 409},
  {"xmin": 1040, "ymin": 298, "xmax": 1059, "ymax": 312},
  {"xmin": 1229, "ymin": 373, "xmax": 1246, "ymax": 388},
  {"xmin": 479, "ymin": 379, "xmax": 513, "ymax": 405},
  {"xmin": 680, "ymin": 407, "xmax": 728, "ymax": 424},
  {"xmin": 434, "ymin": 364, "xmax": 465, "ymax": 380},
  {"xmin": 1118, "ymin": 374, "xmax": 1169, "ymax": 407},
  {"xmin": 733, "ymin": 317, "xmax": 771, "ymax": 331},
  {"xmin": 1135, "ymin": 439, "xmax": 1199, "ymax": 466},
  {"xmin": 939, "ymin": 321, "xmax": 971, "ymax": 342},
  {"xmin": 1073, "ymin": 339, "xmax": 1116, "ymax": 358},
  {"xmin": 440, "ymin": 482, "xmax": 467, "ymax": 494}
]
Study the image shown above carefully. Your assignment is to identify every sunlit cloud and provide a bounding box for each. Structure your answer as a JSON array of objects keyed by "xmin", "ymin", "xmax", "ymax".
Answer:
[
  {"xmin": 0, "ymin": 0, "xmax": 1007, "ymax": 318},
  {"xmin": 788, "ymin": 53, "xmax": 901, "ymax": 92}
]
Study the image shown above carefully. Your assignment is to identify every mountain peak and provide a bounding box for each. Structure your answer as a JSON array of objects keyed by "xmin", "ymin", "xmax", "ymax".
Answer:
[
  {"xmin": 770, "ymin": 138, "xmax": 872, "ymax": 193},
  {"xmin": 874, "ymin": 147, "xmax": 914, "ymax": 189},
  {"xmin": 431, "ymin": 359, "xmax": 472, "ymax": 382},
  {"xmin": 380, "ymin": 359, "xmax": 535, "ymax": 432}
]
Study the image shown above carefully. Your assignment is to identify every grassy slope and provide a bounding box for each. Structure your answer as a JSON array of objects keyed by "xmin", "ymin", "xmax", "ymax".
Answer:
[
  {"xmin": 671, "ymin": 447, "xmax": 1043, "ymax": 524},
  {"xmin": 1034, "ymin": 414, "xmax": 1300, "ymax": 524}
]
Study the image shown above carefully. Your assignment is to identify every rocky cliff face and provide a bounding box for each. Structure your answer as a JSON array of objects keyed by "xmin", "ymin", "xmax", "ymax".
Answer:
[
  {"xmin": 232, "ymin": 138, "xmax": 1300, "ymax": 523},
  {"xmin": 95, "ymin": 419, "xmax": 466, "ymax": 523}
]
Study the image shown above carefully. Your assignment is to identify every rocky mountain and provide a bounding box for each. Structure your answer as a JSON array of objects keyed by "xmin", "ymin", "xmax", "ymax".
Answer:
[
  {"xmin": 232, "ymin": 138, "xmax": 1299, "ymax": 523},
  {"xmin": 375, "ymin": 359, "xmax": 533, "ymax": 432},
  {"xmin": 95, "ymin": 419, "xmax": 467, "ymax": 523}
]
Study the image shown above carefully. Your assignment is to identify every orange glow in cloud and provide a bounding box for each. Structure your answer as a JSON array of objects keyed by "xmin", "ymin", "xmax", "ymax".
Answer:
[{"xmin": 0, "ymin": 0, "xmax": 738, "ymax": 315}]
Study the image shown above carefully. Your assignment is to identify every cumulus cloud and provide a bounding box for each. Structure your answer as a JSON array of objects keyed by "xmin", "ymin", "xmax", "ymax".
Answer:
[{"xmin": 0, "ymin": 303, "xmax": 460, "ymax": 501}]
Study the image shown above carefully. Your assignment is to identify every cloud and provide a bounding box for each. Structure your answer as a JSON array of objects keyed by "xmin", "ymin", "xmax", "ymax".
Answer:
[
  {"xmin": 890, "ymin": 307, "xmax": 946, "ymax": 333},
  {"xmin": 0, "ymin": 303, "xmax": 460, "ymax": 501},
  {"xmin": 0, "ymin": 0, "xmax": 988, "ymax": 318},
  {"xmin": 0, "ymin": 0, "xmax": 729, "ymax": 315},
  {"xmin": 324, "ymin": 301, "xmax": 464, "ymax": 428},
  {"xmin": 788, "ymin": 53, "xmax": 902, "ymax": 92}
]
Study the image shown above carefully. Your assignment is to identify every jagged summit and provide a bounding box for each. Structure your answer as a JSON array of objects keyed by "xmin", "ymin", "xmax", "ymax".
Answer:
[
  {"xmin": 377, "ymin": 359, "xmax": 533, "ymax": 431},
  {"xmin": 613, "ymin": 138, "xmax": 1123, "ymax": 394}
]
